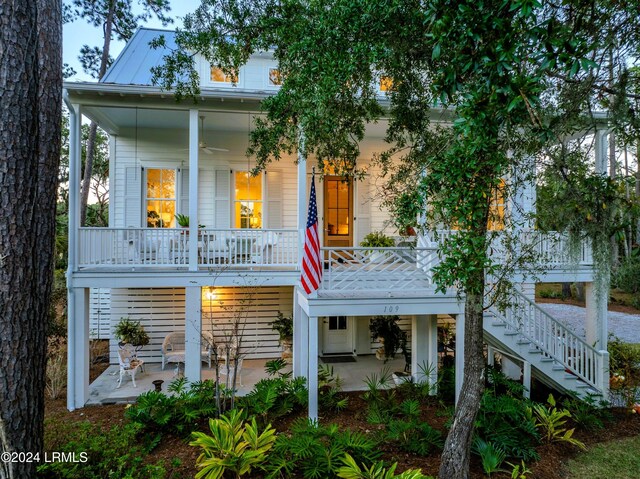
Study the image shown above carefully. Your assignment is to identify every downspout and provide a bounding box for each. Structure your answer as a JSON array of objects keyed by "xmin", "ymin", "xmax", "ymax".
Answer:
[{"xmin": 64, "ymin": 90, "xmax": 78, "ymax": 410}]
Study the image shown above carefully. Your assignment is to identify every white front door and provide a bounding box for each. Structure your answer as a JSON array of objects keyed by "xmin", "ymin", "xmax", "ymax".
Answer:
[{"xmin": 322, "ymin": 316, "xmax": 352, "ymax": 354}]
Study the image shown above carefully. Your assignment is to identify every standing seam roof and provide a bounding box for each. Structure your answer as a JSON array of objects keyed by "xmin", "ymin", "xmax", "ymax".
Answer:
[{"xmin": 101, "ymin": 28, "xmax": 177, "ymax": 86}]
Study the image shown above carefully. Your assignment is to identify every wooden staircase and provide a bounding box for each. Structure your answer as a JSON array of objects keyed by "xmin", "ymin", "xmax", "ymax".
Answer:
[{"xmin": 483, "ymin": 289, "xmax": 609, "ymax": 399}]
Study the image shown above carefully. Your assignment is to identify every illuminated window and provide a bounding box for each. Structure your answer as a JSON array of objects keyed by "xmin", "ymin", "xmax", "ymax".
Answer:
[
  {"xmin": 325, "ymin": 177, "xmax": 350, "ymax": 236},
  {"xmin": 268, "ymin": 68, "xmax": 283, "ymax": 86},
  {"xmin": 210, "ymin": 66, "xmax": 238, "ymax": 83},
  {"xmin": 487, "ymin": 180, "xmax": 505, "ymax": 230},
  {"xmin": 234, "ymin": 171, "xmax": 263, "ymax": 228},
  {"xmin": 146, "ymin": 169, "xmax": 176, "ymax": 228},
  {"xmin": 380, "ymin": 76, "xmax": 394, "ymax": 92}
]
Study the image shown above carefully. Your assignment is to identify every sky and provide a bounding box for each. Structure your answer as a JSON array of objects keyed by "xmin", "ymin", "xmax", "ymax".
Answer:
[{"xmin": 63, "ymin": 0, "xmax": 201, "ymax": 82}]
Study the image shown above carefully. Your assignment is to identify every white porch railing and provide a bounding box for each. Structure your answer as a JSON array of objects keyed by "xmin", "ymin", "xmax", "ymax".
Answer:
[
  {"xmin": 429, "ymin": 230, "xmax": 593, "ymax": 267},
  {"xmin": 320, "ymin": 247, "xmax": 441, "ymax": 293},
  {"xmin": 77, "ymin": 228, "xmax": 299, "ymax": 269},
  {"xmin": 489, "ymin": 289, "xmax": 607, "ymax": 392}
]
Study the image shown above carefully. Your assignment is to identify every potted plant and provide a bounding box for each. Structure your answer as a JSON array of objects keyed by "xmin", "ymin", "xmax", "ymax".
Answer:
[
  {"xmin": 174, "ymin": 214, "xmax": 205, "ymax": 230},
  {"xmin": 271, "ymin": 311, "xmax": 293, "ymax": 362},
  {"xmin": 360, "ymin": 231, "xmax": 395, "ymax": 262},
  {"xmin": 369, "ymin": 316, "xmax": 407, "ymax": 362},
  {"xmin": 114, "ymin": 317, "xmax": 150, "ymax": 353}
]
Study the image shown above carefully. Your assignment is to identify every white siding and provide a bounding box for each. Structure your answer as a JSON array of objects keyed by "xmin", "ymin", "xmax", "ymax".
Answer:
[
  {"xmin": 109, "ymin": 286, "xmax": 294, "ymax": 363},
  {"xmin": 266, "ymin": 169, "xmax": 283, "ymax": 228},
  {"xmin": 281, "ymin": 163, "xmax": 298, "ymax": 228},
  {"xmin": 89, "ymin": 288, "xmax": 111, "ymax": 339}
]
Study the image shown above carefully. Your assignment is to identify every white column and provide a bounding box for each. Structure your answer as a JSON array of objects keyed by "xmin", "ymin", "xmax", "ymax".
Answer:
[
  {"xmin": 522, "ymin": 361, "xmax": 531, "ymax": 399},
  {"xmin": 69, "ymin": 288, "xmax": 89, "ymax": 409},
  {"xmin": 455, "ymin": 314, "xmax": 465, "ymax": 405},
  {"xmin": 293, "ymin": 290, "xmax": 309, "ymax": 379},
  {"xmin": 595, "ymin": 129, "xmax": 609, "ymax": 175},
  {"xmin": 67, "ymin": 103, "xmax": 81, "ymax": 274},
  {"xmin": 297, "ymin": 128, "xmax": 307, "ymax": 266},
  {"xmin": 585, "ymin": 282, "xmax": 608, "ymax": 349},
  {"xmin": 184, "ymin": 286, "xmax": 202, "ymax": 382},
  {"xmin": 487, "ymin": 345, "xmax": 495, "ymax": 367},
  {"xmin": 308, "ymin": 315, "xmax": 319, "ymax": 421},
  {"xmin": 411, "ymin": 315, "xmax": 428, "ymax": 382},
  {"xmin": 427, "ymin": 315, "xmax": 438, "ymax": 393},
  {"xmin": 188, "ymin": 109, "xmax": 199, "ymax": 271},
  {"xmin": 66, "ymin": 103, "xmax": 82, "ymax": 411}
]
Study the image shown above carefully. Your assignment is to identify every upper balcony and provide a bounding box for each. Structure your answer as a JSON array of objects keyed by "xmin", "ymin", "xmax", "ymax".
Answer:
[{"xmin": 75, "ymin": 228, "xmax": 595, "ymax": 292}]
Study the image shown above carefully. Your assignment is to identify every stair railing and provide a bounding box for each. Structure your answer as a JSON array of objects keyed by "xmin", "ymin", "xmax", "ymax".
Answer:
[{"xmin": 489, "ymin": 289, "xmax": 608, "ymax": 393}]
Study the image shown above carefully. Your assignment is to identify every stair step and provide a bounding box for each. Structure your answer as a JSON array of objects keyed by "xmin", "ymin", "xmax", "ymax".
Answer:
[
  {"xmin": 539, "ymin": 358, "xmax": 555, "ymax": 363},
  {"xmin": 564, "ymin": 374, "xmax": 578, "ymax": 380},
  {"xmin": 504, "ymin": 331, "xmax": 520, "ymax": 336},
  {"xmin": 527, "ymin": 350, "xmax": 543, "ymax": 355},
  {"xmin": 552, "ymin": 365, "xmax": 566, "ymax": 371},
  {"xmin": 491, "ymin": 321, "xmax": 506, "ymax": 327}
]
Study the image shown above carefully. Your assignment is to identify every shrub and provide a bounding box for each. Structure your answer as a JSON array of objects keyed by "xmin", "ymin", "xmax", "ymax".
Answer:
[
  {"xmin": 612, "ymin": 256, "xmax": 640, "ymax": 294},
  {"xmin": 190, "ymin": 409, "xmax": 276, "ymax": 479},
  {"xmin": 362, "ymin": 369, "xmax": 399, "ymax": 424},
  {"xmin": 561, "ymin": 393, "xmax": 610, "ymax": 431},
  {"xmin": 271, "ymin": 311, "xmax": 293, "ymax": 342},
  {"xmin": 239, "ymin": 360, "xmax": 307, "ymax": 426},
  {"xmin": 337, "ymin": 453, "xmax": 432, "ymax": 479},
  {"xmin": 608, "ymin": 335, "xmax": 640, "ymax": 379},
  {"xmin": 265, "ymin": 419, "xmax": 381, "ymax": 479},
  {"xmin": 125, "ymin": 378, "xmax": 218, "ymax": 436},
  {"xmin": 472, "ymin": 438, "xmax": 507, "ymax": 477},
  {"xmin": 319, "ymin": 364, "xmax": 349, "ymax": 412},
  {"xmin": 386, "ymin": 419, "xmax": 443, "ymax": 456},
  {"xmin": 38, "ymin": 421, "xmax": 166, "ymax": 479},
  {"xmin": 46, "ymin": 336, "xmax": 66, "ymax": 399},
  {"xmin": 529, "ymin": 394, "xmax": 586, "ymax": 450},
  {"xmin": 475, "ymin": 371, "xmax": 540, "ymax": 461}
]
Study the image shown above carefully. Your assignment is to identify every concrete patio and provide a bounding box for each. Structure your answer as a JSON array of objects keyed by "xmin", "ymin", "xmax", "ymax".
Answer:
[{"xmin": 87, "ymin": 355, "xmax": 407, "ymax": 405}]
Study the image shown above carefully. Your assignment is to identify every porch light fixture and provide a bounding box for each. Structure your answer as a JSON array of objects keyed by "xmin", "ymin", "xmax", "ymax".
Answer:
[{"xmin": 205, "ymin": 288, "xmax": 217, "ymax": 301}]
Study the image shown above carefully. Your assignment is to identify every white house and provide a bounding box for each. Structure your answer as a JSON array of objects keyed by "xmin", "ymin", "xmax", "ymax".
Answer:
[{"xmin": 64, "ymin": 28, "xmax": 611, "ymax": 416}]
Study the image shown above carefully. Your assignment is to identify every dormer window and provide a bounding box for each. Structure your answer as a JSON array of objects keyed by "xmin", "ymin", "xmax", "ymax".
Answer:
[
  {"xmin": 210, "ymin": 66, "xmax": 238, "ymax": 83},
  {"xmin": 268, "ymin": 68, "xmax": 283, "ymax": 86}
]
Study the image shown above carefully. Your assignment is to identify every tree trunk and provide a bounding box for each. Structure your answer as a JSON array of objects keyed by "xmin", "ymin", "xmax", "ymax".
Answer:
[
  {"xmin": 0, "ymin": 1, "xmax": 62, "ymax": 478},
  {"xmin": 439, "ymin": 277, "xmax": 486, "ymax": 479},
  {"xmin": 80, "ymin": 2, "xmax": 115, "ymax": 226},
  {"xmin": 562, "ymin": 282, "xmax": 572, "ymax": 299}
]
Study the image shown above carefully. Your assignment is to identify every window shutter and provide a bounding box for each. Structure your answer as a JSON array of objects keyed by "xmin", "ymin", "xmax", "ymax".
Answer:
[
  {"xmin": 354, "ymin": 176, "xmax": 371, "ymax": 245},
  {"xmin": 124, "ymin": 166, "xmax": 141, "ymax": 227},
  {"xmin": 179, "ymin": 168, "xmax": 189, "ymax": 217},
  {"xmin": 266, "ymin": 170, "xmax": 283, "ymax": 229},
  {"xmin": 214, "ymin": 169, "xmax": 230, "ymax": 228}
]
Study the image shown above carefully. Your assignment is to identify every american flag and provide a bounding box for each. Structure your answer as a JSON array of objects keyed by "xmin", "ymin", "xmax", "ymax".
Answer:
[{"xmin": 300, "ymin": 175, "xmax": 322, "ymax": 294}]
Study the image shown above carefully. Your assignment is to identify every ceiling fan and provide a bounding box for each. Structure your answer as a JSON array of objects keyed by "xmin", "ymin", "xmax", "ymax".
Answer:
[{"xmin": 182, "ymin": 115, "xmax": 229, "ymax": 155}]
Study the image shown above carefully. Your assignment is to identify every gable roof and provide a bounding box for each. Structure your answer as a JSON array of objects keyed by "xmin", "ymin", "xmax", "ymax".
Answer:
[{"xmin": 101, "ymin": 28, "xmax": 176, "ymax": 85}]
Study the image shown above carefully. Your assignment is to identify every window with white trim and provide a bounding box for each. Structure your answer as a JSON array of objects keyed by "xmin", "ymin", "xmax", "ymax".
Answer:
[
  {"xmin": 234, "ymin": 171, "xmax": 263, "ymax": 228},
  {"xmin": 210, "ymin": 66, "xmax": 238, "ymax": 83},
  {"xmin": 145, "ymin": 168, "xmax": 177, "ymax": 228}
]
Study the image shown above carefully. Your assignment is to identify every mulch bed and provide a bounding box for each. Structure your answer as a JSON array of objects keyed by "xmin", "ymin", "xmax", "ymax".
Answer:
[{"xmin": 45, "ymin": 389, "xmax": 640, "ymax": 479}]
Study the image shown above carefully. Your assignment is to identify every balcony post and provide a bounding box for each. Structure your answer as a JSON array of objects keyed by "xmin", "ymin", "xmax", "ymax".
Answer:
[
  {"xmin": 188, "ymin": 109, "xmax": 199, "ymax": 271},
  {"xmin": 585, "ymin": 281, "xmax": 608, "ymax": 350},
  {"xmin": 293, "ymin": 289, "xmax": 309, "ymax": 379},
  {"xmin": 308, "ymin": 314, "xmax": 319, "ymax": 421},
  {"xmin": 297, "ymin": 127, "xmax": 307, "ymax": 269},
  {"xmin": 184, "ymin": 286, "xmax": 202, "ymax": 382},
  {"xmin": 67, "ymin": 102, "xmax": 81, "ymax": 275},
  {"xmin": 595, "ymin": 129, "xmax": 609, "ymax": 175}
]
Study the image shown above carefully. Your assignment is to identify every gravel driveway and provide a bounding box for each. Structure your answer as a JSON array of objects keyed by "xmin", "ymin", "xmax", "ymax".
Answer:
[{"xmin": 537, "ymin": 302, "xmax": 640, "ymax": 344}]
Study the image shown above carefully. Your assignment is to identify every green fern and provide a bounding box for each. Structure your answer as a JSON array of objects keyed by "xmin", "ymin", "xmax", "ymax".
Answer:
[
  {"xmin": 472, "ymin": 438, "xmax": 507, "ymax": 477},
  {"xmin": 530, "ymin": 394, "xmax": 586, "ymax": 450},
  {"xmin": 190, "ymin": 409, "xmax": 276, "ymax": 479},
  {"xmin": 337, "ymin": 453, "xmax": 432, "ymax": 479}
]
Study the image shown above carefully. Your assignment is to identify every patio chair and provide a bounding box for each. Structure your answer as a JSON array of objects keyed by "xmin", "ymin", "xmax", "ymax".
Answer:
[
  {"xmin": 117, "ymin": 343, "xmax": 144, "ymax": 388},
  {"xmin": 251, "ymin": 231, "xmax": 279, "ymax": 264},
  {"xmin": 161, "ymin": 331, "xmax": 215, "ymax": 370}
]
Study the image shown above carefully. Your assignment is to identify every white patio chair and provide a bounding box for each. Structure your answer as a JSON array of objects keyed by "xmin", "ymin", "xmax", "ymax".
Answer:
[
  {"xmin": 252, "ymin": 231, "xmax": 279, "ymax": 264},
  {"xmin": 219, "ymin": 357, "xmax": 243, "ymax": 387},
  {"xmin": 117, "ymin": 344, "xmax": 144, "ymax": 388},
  {"xmin": 161, "ymin": 331, "xmax": 215, "ymax": 370}
]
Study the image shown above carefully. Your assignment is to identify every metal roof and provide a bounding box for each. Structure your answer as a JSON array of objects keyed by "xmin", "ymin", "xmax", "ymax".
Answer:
[{"xmin": 101, "ymin": 28, "xmax": 177, "ymax": 85}]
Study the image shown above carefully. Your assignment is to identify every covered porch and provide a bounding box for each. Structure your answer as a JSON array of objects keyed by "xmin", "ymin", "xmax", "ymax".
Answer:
[{"xmin": 86, "ymin": 355, "xmax": 407, "ymax": 405}]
